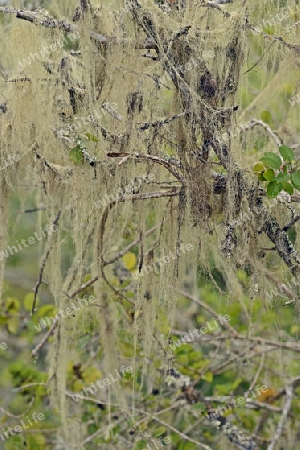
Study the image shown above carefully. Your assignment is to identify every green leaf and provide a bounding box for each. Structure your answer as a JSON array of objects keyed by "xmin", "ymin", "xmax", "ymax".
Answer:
[
  {"xmin": 126, "ymin": 291, "xmax": 135, "ymax": 299},
  {"xmin": 69, "ymin": 146, "xmax": 83, "ymax": 164},
  {"xmin": 253, "ymin": 162, "xmax": 264, "ymax": 173},
  {"xmin": 202, "ymin": 371, "xmax": 213, "ymax": 383},
  {"xmin": 7, "ymin": 316, "xmax": 20, "ymax": 334},
  {"xmin": 257, "ymin": 172, "xmax": 267, "ymax": 181},
  {"xmin": 135, "ymin": 441, "xmax": 148, "ymax": 450},
  {"xmin": 260, "ymin": 110, "xmax": 272, "ymax": 124},
  {"xmin": 84, "ymin": 132, "xmax": 99, "ymax": 142},
  {"xmin": 276, "ymin": 172, "xmax": 289, "ymax": 183},
  {"xmin": 36, "ymin": 304, "xmax": 57, "ymax": 319},
  {"xmin": 279, "ymin": 145, "xmax": 294, "ymax": 162},
  {"xmin": 263, "ymin": 168, "xmax": 275, "ymax": 181},
  {"xmin": 5, "ymin": 297, "xmax": 20, "ymax": 312},
  {"xmin": 260, "ymin": 152, "xmax": 282, "ymax": 169},
  {"xmin": 267, "ymin": 181, "xmax": 282, "ymax": 198},
  {"xmin": 282, "ymin": 181, "xmax": 294, "ymax": 195},
  {"xmin": 291, "ymin": 172, "xmax": 300, "ymax": 190},
  {"xmin": 154, "ymin": 427, "xmax": 167, "ymax": 438}
]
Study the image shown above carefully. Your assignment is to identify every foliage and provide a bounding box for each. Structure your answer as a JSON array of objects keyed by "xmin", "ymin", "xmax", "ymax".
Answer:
[{"xmin": 254, "ymin": 144, "xmax": 300, "ymax": 197}]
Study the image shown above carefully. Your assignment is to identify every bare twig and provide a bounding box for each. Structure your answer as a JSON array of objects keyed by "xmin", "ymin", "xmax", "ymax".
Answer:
[
  {"xmin": 267, "ymin": 384, "xmax": 294, "ymax": 450},
  {"xmin": 31, "ymin": 316, "xmax": 60, "ymax": 358},
  {"xmin": 15, "ymin": 382, "xmax": 47, "ymax": 391},
  {"xmin": 69, "ymin": 276, "xmax": 99, "ymax": 298},
  {"xmin": 244, "ymin": 351, "xmax": 265, "ymax": 398},
  {"xmin": 107, "ymin": 152, "xmax": 186, "ymax": 185},
  {"xmin": 68, "ymin": 223, "xmax": 162, "ymax": 298},
  {"xmin": 283, "ymin": 215, "xmax": 300, "ymax": 232},
  {"xmin": 143, "ymin": 413, "xmax": 213, "ymax": 450},
  {"xmin": 178, "ymin": 290, "xmax": 239, "ymax": 335},
  {"xmin": 245, "ymin": 20, "xmax": 300, "ymax": 74},
  {"xmin": 137, "ymin": 111, "xmax": 187, "ymax": 131},
  {"xmin": 31, "ymin": 211, "xmax": 61, "ymax": 315},
  {"xmin": 240, "ymin": 120, "xmax": 282, "ymax": 146},
  {"xmin": 17, "ymin": 207, "xmax": 46, "ymax": 214},
  {"xmin": 0, "ymin": 398, "xmax": 35, "ymax": 418},
  {"xmin": 97, "ymin": 189, "xmax": 180, "ymax": 306}
]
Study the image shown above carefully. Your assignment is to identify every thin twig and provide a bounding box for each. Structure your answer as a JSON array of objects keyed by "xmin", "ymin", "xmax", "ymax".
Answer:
[
  {"xmin": 107, "ymin": 152, "xmax": 186, "ymax": 185},
  {"xmin": 68, "ymin": 223, "xmax": 163, "ymax": 298},
  {"xmin": 15, "ymin": 382, "xmax": 47, "ymax": 391},
  {"xmin": 97, "ymin": 189, "xmax": 180, "ymax": 307},
  {"xmin": 263, "ymin": 267, "xmax": 298, "ymax": 303},
  {"xmin": 240, "ymin": 120, "xmax": 282, "ymax": 146},
  {"xmin": 150, "ymin": 415, "xmax": 212, "ymax": 450},
  {"xmin": 245, "ymin": 20, "xmax": 300, "ymax": 74},
  {"xmin": 283, "ymin": 215, "xmax": 300, "ymax": 232},
  {"xmin": 244, "ymin": 351, "xmax": 265, "ymax": 398},
  {"xmin": 31, "ymin": 210, "xmax": 61, "ymax": 315},
  {"xmin": 31, "ymin": 316, "xmax": 60, "ymax": 358},
  {"xmin": 0, "ymin": 398, "xmax": 35, "ymax": 418},
  {"xmin": 137, "ymin": 111, "xmax": 187, "ymax": 131},
  {"xmin": 178, "ymin": 290, "xmax": 239, "ymax": 335},
  {"xmin": 267, "ymin": 384, "xmax": 294, "ymax": 450},
  {"xmin": 17, "ymin": 207, "xmax": 46, "ymax": 214},
  {"xmin": 246, "ymin": 401, "xmax": 281, "ymax": 413}
]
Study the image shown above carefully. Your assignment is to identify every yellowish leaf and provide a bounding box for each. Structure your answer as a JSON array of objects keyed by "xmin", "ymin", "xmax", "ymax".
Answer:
[
  {"xmin": 202, "ymin": 371, "xmax": 213, "ymax": 383},
  {"xmin": 122, "ymin": 252, "xmax": 136, "ymax": 270},
  {"xmin": 82, "ymin": 367, "xmax": 102, "ymax": 383}
]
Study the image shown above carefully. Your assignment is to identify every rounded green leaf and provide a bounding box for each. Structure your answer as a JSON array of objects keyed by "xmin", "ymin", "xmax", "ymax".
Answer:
[
  {"xmin": 282, "ymin": 181, "xmax": 294, "ymax": 195},
  {"xmin": 260, "ymin": 152, "xmax": 282, "ymax": 169},
  {"xmin": 291, "ymin": 172, "xmax": 300, "ymax": 190},
  {"xmin": 7, "ymin": 316, "xmax": 20, "ymax": 334},
  {"xmin": 69, "ymin": 146, "xmax": 83, "ymax": 164},
  {"xmin": 279, "ymin": 145, "xmax": 294, "ymax": 162},
  {"xmin": 36, "ymin": 304, "xmax": 56, "ymax": 318},
  {"xmin": 267, "ymin": 181, "xmax": 282, "ymax": 198},
  {"xmin": 276, "ymin": 172, "xmax": 289, "ymax": 183},
  {"xmin": 6, "ymin": 297, "xmax": 21, "ymax": 312},
  {"xmin": 263, "ymin": 168, "xmax": 275, "ymax": 181}
]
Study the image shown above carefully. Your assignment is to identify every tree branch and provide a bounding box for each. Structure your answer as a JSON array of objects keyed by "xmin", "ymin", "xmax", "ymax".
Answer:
[
  {"xmin": 0, "ymin": 7, "xmax": 111, "ymax": 45},
  {"xmin": 107, "ymin": 152, "xmax": 186, "ymax": 185}
]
